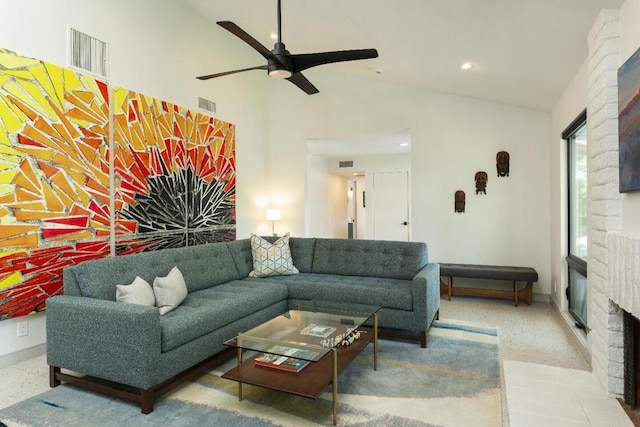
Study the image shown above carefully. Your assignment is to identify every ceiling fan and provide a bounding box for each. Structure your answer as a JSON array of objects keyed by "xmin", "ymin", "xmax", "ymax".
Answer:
[{"xmin": 196, "ymin": 0, "xmax": 379, "ymax": 95}]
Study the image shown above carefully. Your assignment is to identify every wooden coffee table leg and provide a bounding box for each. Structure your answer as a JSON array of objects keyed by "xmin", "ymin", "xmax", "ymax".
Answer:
[
  {"xmin": 332, "ymin": 348, "xmax": 338, "ymax": 425},
  {"xmin": 373, "ymin": 312, "xmax": 378, "ymax": 371}
]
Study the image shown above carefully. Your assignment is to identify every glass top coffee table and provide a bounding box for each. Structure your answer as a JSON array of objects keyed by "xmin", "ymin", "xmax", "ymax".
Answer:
[{"xmin": 222, "ymin": 304, "xmax": 380, "ymax": 425}]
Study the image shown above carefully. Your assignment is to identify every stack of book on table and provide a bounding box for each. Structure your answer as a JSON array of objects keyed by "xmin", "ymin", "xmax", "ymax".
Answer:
[{"xmin": 254, "ymin": 345, "xmax": 318, "ymax": 373}]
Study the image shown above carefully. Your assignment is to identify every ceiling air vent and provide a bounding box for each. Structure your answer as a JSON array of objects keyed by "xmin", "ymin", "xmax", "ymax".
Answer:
[
  {"xmin": 198, "ymin": 97, "xmax": 217, "ymax": 114},
  {"xmin": 339, "ymin": 161, "xmax": 354, "ymax": 168},
  {"xmin": 69, "ymin": 28, "xmax": 107, "ymax": 78}
]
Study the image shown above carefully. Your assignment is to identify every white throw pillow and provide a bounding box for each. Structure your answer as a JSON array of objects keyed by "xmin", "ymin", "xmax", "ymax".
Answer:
[
  {"xmin": 116, "ymin": 276, "xmax": 155, "ymax": 307},
  {"xmin": 249, "ymin": 233, "xmax": 300, "ymax": 278},
  {"xmin": 153, "ymin": 266, "xmax": 188, "ymax": 315}
]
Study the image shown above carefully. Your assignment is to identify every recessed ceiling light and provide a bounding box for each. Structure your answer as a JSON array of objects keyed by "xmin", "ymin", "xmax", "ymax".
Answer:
[
  {"xmin": 461, "ymin": 62, "xmax": 474, "ymax": 70},
  {"xmin": 270, "ymin": 32, "xmax": 277, "ymax": 40},
  {"xmin": 399, "ymin": 143, "xmax": 409, "ymax": 147}
]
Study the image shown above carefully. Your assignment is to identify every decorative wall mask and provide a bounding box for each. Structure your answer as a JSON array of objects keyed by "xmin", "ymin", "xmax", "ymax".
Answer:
[
  {"xmin": 475, "ymin": 171, "xmax": 488, "ymax": 194},
  {"xmin": 496, "ymin": 151, "xmax": 510, "ymax": 177},
  {"xmin": 454, "ymin": 190, "xmax": 465, "ymax": 213}
]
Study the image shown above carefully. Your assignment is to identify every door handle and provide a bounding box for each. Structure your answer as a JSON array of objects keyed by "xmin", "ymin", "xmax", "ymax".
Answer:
[{"xmin": 401, "ymin": 221, "xmax": 408, "ymax": 226}]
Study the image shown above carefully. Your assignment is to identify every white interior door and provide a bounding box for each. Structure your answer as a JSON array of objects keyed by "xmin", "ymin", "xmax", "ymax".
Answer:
[{"xmin": 372, "ymin": 171, "xmax": 409, "ymax": 241}]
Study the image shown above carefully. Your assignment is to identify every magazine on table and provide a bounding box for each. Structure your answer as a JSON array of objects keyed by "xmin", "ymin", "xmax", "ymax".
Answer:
[
  {"xmin": 299, "ymin": 323, "xmax": 336, "ymax": 338},
  {"xmin": 254, "ymin": 345, "xmax": 318, "ymax": 373}
]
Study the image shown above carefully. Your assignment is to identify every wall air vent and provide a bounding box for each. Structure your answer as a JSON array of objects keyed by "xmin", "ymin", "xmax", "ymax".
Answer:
[
  {"xmin": 198, "ymin": 97, "xmax": 217, "ymax": 114},
  {"xmin": 339, "ymin": 161, "xmax": 354, "ymax": 168},
  {"xmin": 69, "ymin": 28, "xmax": 108, "ymax": 78}
]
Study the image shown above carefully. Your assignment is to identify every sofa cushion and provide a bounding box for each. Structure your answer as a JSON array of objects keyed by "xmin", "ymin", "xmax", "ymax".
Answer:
[
  {"xmin": 153, "ymin": 266, "xmax": 188, "ymax": 315},
  {"xmin": 288, "ymin": 237, "xmax": 316, "ymax": 273},
  {"xmin": 311, "ymin": 238, "xmax": 427, "ymax": 280},
  {"xmin": 249, "ymin": 233, "xmax": 299, "ymax": 278},
  {"xmin": 226, "ymin": 239, "xmax": 254, "ymax": 277},
  {"xmin": 116, "ymin": 276, "xmax": 155, "ymax": 307},
  {"xmin": 159, "ymin": 280, "xmax": 288, "ymax": 352},
  {"xmin": 250, "ymin": 273, "xmax": 413, "ymax": 311},
  {"xmin": 73, "ymin": 242, "xmax": 241, "ymax": 300}
]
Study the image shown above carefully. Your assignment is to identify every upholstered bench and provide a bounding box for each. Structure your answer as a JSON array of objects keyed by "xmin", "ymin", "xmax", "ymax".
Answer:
[{"xmin": 439, "ymin": 263, "xmax": 538, "ymax": 306}]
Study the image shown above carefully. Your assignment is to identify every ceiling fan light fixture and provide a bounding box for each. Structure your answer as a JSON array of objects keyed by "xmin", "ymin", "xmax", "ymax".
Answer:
[{"xmin": 268, "ymin": 68, "xmax": 293, "ymax": 79}]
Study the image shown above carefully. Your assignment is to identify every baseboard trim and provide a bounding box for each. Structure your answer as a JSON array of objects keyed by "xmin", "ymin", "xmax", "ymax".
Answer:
[
  {"xmin": 550, "ymin": 296, "xmax": 591, "ymax": 366},
  {"xmin": 0, "ymin": 343, "xmax": 46, "ymax": 369}
]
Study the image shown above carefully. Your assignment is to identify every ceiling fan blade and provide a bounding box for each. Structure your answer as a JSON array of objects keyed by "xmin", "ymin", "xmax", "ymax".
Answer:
[
  {"xmin": 217, "ymin": 21, "xmax": 275, "ymax": 61},
  {"xmin": 286, "ymin": 72, "xmax": 319, "ymax": 95},
  {"xmin": 196, "ymin": 65, "xmax": 267, "ymax": 80},
  {"xmin": 292, "ymin": 49, "xmax": 379, "ymax": 73}
]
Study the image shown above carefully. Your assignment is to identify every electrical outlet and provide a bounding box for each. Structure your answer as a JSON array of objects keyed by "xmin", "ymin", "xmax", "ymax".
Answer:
[{"xmin": 17, "ymin": 321, "xmax": 28, "ymax": 337}]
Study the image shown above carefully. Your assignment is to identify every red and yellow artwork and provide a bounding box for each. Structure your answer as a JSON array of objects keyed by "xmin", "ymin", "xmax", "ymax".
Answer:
[
  {"xmin": 112, "ymin": 88, "xmax": 236, "ymax": 254},
  {"xmin": 0, "ymin": 49, "xmax": 237, "ymax": 321},
  {"xmin": 0, "ymin": 48, "xmax": 111, "ymax": 320}
]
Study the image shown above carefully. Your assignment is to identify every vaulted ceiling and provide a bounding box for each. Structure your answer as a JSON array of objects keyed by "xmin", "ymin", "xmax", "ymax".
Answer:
[{"xmin": 182, "ymin": 0, "xmax": 624, "ymax": 111}]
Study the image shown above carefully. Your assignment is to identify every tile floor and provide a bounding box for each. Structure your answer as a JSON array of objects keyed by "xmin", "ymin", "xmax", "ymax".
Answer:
[
  {"xmin": 505, "ymin": 360, "xmax": 633, "ymax": 426},
  {"xmin": 0, "ymin": 296, "xmax": 635, "ymax": 426}
]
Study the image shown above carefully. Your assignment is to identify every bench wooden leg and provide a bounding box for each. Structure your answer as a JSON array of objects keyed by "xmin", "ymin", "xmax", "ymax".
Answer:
[
  {"xmin": 521, "ymin": 281, "xmax": 533, "ymax": 305},
  {"xmin": 440, "ymin": 276, "xmax": 452, "ymax": 301},
  {"xmin": 512, "ymin": 281, "xmax": 534, "ymax": 306}
]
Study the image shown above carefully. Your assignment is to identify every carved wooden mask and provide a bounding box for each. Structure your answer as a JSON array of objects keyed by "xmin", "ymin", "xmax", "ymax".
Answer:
[
  {"xmin": 475, "ymin": 171, "xmax": 488, "ymax": 194},
  {"xmin": 496, "ymin": 151, "xmax": 510, "ymax": 177},
  {"xmin": 454, "ymin": 190, "xmax": 465, "ymax": 212}
]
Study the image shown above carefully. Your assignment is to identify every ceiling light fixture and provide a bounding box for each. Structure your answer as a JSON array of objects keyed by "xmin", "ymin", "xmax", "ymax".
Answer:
[
  {"xmin": 399, "ymin": 143, "xmax": 409, "ymax": 147},
  {"xmin": 268, "ymin": 68, "xmax": 293, "ymax": 79},
  {"xmin": 461, "ymin": 62, "xmax": 474, "ymax": 70}
]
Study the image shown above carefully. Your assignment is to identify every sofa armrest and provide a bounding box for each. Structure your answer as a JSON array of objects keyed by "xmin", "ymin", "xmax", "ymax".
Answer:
[
  {"xmin": 46, "ymin": 295, "xmax": 162, "ymax": 389},
  {"xmin": 411, "ymin": 263, "xmax": 441, "ymax": 329}
]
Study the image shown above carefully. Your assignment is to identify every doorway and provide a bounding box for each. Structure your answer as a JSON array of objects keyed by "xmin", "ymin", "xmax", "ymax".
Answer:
[
  {"xmin": 306, "ymin": 129, "xmax": 412, "ymax": 239},
  {"xmin": 346, "ymin": 176, "xmax": 366, "ymax": 239}
]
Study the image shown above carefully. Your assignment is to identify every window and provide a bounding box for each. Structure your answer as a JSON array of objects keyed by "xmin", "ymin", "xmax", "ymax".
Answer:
[{"xmin": 563, "ymin": 110, "xmax": 588, "ymax": 330}]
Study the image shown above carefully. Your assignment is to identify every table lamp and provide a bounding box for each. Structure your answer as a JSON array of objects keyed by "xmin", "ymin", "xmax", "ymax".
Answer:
[{"xmin": 266, "ymin": 208, "xmax": 281, "ymax": 236}]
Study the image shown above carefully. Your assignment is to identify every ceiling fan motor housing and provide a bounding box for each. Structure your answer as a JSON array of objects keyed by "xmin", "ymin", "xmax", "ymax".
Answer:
[{"xmin": 268, "ymin": 43, "xmax": 293, "ymax": 78}]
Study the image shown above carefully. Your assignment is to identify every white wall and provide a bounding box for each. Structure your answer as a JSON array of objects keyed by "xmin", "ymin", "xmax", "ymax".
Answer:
[
  {"xmin": 550, "ymin": 61, "xmax": 588, "ymax": 310},
  {"xmin": 307, "ymin": 155, "xmax": 349, "ymax": 238},
  {"xmin": 0, "ymin": 0, "xmax": 270, "ymax": 364},
  {"xmin": 269, "ymin": 70, "xmax": 551, "ymax": 293}
]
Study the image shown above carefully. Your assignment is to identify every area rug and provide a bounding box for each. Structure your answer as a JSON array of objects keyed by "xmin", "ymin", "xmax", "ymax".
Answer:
[{"xmin": 0, "ymin": 319, "xmax": 500, "ymax": 427}]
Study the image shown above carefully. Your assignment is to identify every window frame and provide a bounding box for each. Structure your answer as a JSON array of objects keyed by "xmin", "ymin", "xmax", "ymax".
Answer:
[{"xmin": 563, "ymin": 109, "xmax": 588, "ymax": 329}]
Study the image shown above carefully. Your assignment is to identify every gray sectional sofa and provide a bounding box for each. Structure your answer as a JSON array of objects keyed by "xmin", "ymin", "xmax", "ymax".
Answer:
[{"xmin": 46, "ymin": 237, "xmax": 440, "ymax": 413}]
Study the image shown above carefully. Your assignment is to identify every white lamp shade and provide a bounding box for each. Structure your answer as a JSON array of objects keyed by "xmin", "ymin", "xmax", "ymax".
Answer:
[{"xmin": 266, "ymin": 208, "xmax": 281, "ymax": 221}]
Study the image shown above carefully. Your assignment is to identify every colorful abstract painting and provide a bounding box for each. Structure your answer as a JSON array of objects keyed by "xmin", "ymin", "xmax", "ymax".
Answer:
[
  {"xmin": 618, "ymin": 46, "xmax": 640, "ymax": 193},
  {"xmin": 0, "ymin": 48, "xmax": 237, "ymax": 321},
  {"xmin": 0, "ymin": 48, "xmax": 111, "ymax": 320},
  {"xmin": 112, "ymin": 88, "xmax": 236, "ymax": 255}
]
